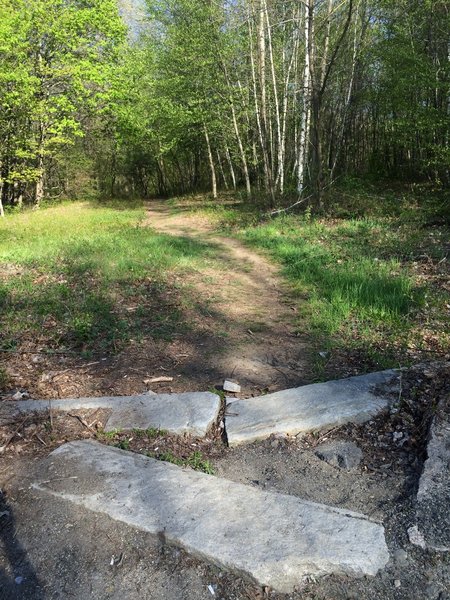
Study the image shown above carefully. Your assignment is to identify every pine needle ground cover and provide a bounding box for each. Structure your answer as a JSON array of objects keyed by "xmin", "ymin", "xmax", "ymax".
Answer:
[{"xmin": 0, "ymin": 202, "xmax": 213, "ymax": 358}]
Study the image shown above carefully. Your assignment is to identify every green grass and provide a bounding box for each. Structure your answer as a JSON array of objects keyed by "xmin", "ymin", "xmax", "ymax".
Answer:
[
  {"xmin": 244, "ymin": 217, "xmax": 420, "ymax": 332},
  {"xmin": 0, "ymin": 201, "xmax": 214, "ymax": 356},
  {"xmin": 186, "ymin": 185, "xmax": 449, "ymax": 373},
  {"xmin": 149, "ymin": 449, "xmax": 215, "ymax": 474},
  {"xmin": 132, "ymin": 427, "xmax": 168, "ymax": 439}
]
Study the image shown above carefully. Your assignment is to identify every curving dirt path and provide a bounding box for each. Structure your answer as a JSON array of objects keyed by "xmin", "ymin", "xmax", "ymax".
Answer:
[{"xmin": 144, "ymin": 202, "xmax": 311, "ymax": 395}]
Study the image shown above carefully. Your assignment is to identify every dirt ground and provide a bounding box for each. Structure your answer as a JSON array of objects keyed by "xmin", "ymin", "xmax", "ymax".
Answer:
[
  {"xmin": 1, "ymin": 201, "xmax": 312, "ymax": 405},
  {"xmin": 0, "ymin": 363, "xmax": 449, "ymax": 600},
  {"xmin": 1, "ymin": 203, "xmax": 449, "ymax": 599}
]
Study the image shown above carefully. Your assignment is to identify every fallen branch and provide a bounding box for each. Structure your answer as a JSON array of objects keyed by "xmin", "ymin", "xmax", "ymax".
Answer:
[
  {"xmin": 34, "ymin": 432, "xmax": 47, "ymax": 446},
  {"xmin": 0, "ymin": 415, "xmax": 29, "ymax": 453},
  {"xmin": 144, "ymin": 376, "xmax": 174, "ymax": 384},
  {"xmin": 68, "ymin": 413, "xmax": 96, "ymax": 432},
  {"xmin": 265, "ymin": 195, "xmax": 310, "ymax": 217}
]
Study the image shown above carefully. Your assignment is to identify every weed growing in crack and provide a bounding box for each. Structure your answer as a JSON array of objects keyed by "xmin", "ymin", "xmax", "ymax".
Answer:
[{"xmin": 148, "ymin": 449, "xmax": 215, "ymax": 475}]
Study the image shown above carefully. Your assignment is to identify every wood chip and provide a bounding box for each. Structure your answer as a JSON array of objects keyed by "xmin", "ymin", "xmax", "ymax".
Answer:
[{"xmin": 144, "ymin": 376, "xmax": 174, "ymax": 384}]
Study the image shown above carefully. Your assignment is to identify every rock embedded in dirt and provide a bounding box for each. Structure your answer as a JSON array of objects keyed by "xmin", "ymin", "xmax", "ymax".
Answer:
[
  {"xmin": 315, "ymin": 440, "xmax": 363, "ymax": 470},
  {"xmin": 226, "ymin": 370, "xmax": 400, "ymax": 446},
  {"xmin": 32, "ymin": 440, "xmax": 390, "ymax": 593},
  {"xmin": 412, "ymin": 395, "xmax": 450, "ymax": 552},
  {"xmin": 392, "ymin": 548, "xmax": 408, "ymax": 565},
  {"xmin": 223, "ymin": 380, "xmax": 241, "ymax": 394}
]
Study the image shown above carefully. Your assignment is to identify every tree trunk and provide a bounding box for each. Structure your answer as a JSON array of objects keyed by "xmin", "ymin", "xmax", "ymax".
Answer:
[
  {"xmin": 297, "ymin": 0, "xmax": 313, "ymax": 196},
  {"xmin": 35, "ymin": 123, "xmax": 45, "ymax": 207},
  {"xmin": 35, "ymin": 157, "xmax": 44, "ymax": 207},
  {"xmin": 248, "ymin": 12, "xmax": 271, "ymax": 192},
  {"xmin": 310, "ymin": 91, "xmax": 323, "ymax": 210},
  {"xmin": 0, "ymin": 160, "xmax": 4, "ymax": 217},
  {"xmin": 204, "ymin": 125, "xmax": 217, "ymax": 199},
  {"xmin": 263, "ymin": 0, "xmax": 282, "ymax": 194},
  {"xmin": 222, "ymin": 61, "xmax": 252, "ymax": 198},
  {"xmin": 225, "ymin": 144, "xmax": 237, "ymax": 190},
  {"xmin": 0, "ymin": 180, "xmax": 4, "ymax": 218},
  {"xmin": 217, "ymin": 150, "xmax": 229, "ymax": 190}
]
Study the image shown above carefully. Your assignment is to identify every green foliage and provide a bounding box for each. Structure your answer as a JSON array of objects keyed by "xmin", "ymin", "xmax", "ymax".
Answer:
[
  {"xmin": 185, "ymin": 450, "xmax": 215, "ymax": 475},
  {"xmin": 115, "ymin": 438, "xmax": 131, "ymax": 450},
  {"xmin": 132, "ymin": 427, "xmax": 168, "ymax": 439},
  {"xmin": 0, "ymin": 0, "xmax": 125, "ymax": 204},
  {"xmin": 243, "ymin": 217, "xmax": 422, "ymax": 335},
  {"xmin": 0, "ymin": 202, "xmax": 213, "ymax": 355},
  {"xmin": 0, "ymin": 367, "xmax": 9, "ymax": 391},
  {"xmin": 151, "ymin": 449, "xmax": 215, "ymax": 474},
  {"xmin": 98, "ymin": 429, "xmax": 121, "ymax": 439},
  {"xmin": 191, "ymin": 187, "xmax": 448, "ymax": 369}
]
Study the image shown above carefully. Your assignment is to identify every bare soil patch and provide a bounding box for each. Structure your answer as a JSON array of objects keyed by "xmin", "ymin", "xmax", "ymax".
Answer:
[
  {"xmin": 143, "ymin": 202, "xmax": 311, "ymax": 395},
  {"xmin": 1, "ymin": 201, "xmax": 448, "ymax": 600}
]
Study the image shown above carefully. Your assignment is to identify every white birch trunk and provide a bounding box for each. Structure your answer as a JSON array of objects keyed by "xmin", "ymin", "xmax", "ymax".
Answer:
[
  {"xmin": 263, "ymin": 0, "xmax": 282, "ymax": 193},
  {"xmin": 248, "ymin": 13, "xmax": 270, "ymax": 189},
  {"xmin": 278, "ymin": 6, "xmax": 300, "ymax": 194},
  {"xmin": 297, "ymin": 0, "xmax": 313, "ymax": 195},
  {"xmin": 204, "ymin": 125, "xmax": 217, "ymax": 199},
  {"xmin": 225, "ymin": 144, "xmax": 237, "ymax": 190},
  {"xmin": 223, "ymin": 61, "xmax": 252, "ymax": 198},
  {"xmin": 216, "ymin": 150, "xmax": 229, "ymax": 190}
]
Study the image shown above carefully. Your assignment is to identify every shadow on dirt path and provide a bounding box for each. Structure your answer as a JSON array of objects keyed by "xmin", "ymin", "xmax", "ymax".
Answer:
[
  {"xmin": 0, "ymin": 490, "xmax": 44, "ymax": 599},
  {"xmin": 143, "ymin": 201, "xmax": 311, "ymax": 394}
]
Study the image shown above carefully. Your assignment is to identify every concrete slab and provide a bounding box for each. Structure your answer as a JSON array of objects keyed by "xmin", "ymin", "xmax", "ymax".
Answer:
[
  {"xmin": 1, "ymin": 392, "xmax": 221, "ymax": 437},
  {"xmin": 413, "ymin": 396, "xmax": 450, "ymax": 552},
  {"xmin": 226, "ymin": 370, "xmax": 399, "ymax": 446},
  {"xmin": 32, "ymin": 440, "xmax": 389, "ymax": 593},
  {"xmin": 104, "ymin": 392, "xmax": 220, "ymax": 435}
]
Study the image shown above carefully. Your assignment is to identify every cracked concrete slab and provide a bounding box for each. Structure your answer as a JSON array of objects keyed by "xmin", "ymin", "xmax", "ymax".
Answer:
[
  {"xmin": 32, "ymin": 440, "xmax": 389, "ymax": 593},
  {"xmin": 0, "ymin": 392, "xmax": 221, "ymax": 437},
  {"xmin": 226, "ymin": 370, "xmax": 399, "ymax": 446}
]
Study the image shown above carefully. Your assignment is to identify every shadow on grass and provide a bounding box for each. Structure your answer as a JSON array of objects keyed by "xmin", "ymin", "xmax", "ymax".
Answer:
[
  {"xmin": 245, "ymin": 224, "xmax": 423, "ymax": 328},
  {"xmin": 0, "ymin": 224, "xmax": 221, "ymax": 357}
]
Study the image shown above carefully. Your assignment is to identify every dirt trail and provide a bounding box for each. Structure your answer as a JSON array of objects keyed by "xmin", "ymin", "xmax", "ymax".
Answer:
[{"xmin": 144, "ymin": 202, "xmax": 311, "ymax": 395}]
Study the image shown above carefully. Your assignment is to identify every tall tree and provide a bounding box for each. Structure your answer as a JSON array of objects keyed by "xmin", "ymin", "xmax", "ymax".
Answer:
[{"xmin": 0, "ymin": 0, "xmax": 125, "ymax": 210}]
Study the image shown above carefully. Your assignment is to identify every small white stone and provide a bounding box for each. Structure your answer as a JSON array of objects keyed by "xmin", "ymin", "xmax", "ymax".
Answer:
[
  {"xmin": 223, "ymin": 380, "xmax": 241, "ymax": 393},
  {"xmin": 408, "ymin": 526, "xmax": 426, "ymax": 549},
  {"xmin": 394, "ymin": 580, "xmax": 401, "ymax": 589}
]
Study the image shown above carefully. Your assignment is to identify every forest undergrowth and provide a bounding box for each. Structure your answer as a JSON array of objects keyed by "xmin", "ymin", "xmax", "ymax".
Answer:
[{"xmin": 185, "ymin": 182, "xmax": 449, "ymax": 377}]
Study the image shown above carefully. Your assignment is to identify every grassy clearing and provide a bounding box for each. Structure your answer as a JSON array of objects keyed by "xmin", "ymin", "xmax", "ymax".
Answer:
[
  {"xmin": 187, "ymin": 185, "xmax": 449, "ymax": 373},
  {"xmin": 0, "ymin": 201, "xmax": 214, "ymax": 357}
]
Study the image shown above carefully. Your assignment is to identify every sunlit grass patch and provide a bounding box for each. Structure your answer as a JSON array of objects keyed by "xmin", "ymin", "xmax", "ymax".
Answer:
[
  {"xmin": 0, "ymin": 201, "xmax": 214, "ymax": 356},
  {"xmin": 187, "ymin": 189, "xmax": 448, "ymax": 373},
  {"xmin": 243, "ymin": 216, "xmax": 422, "ymax": 338}
]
